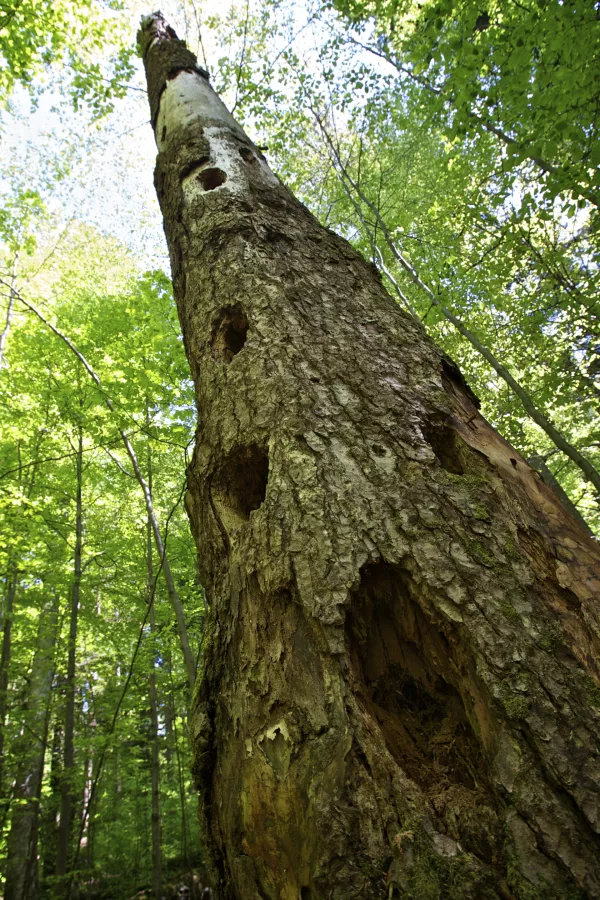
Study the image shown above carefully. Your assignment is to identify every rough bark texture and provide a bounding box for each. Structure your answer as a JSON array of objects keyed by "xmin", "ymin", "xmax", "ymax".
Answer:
[{"xmin": 141, "ymin": 17, "xmax": 600, "ymax": 899}]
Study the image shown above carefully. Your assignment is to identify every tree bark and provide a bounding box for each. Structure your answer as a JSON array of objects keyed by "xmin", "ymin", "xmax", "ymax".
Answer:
[
  {"xmin": 140, "ymin": 15, "xmax": 600, "ymax": 899},
  {"xmin": 527, "ymin": 455, "xmax": 594, "ymax": 538},
  {"xmin": 148, "ymin": 584, "xmax": 163, "ymax": 899},
  {"xmin": 80, "ymin": 750, "xmax": 94, "ymax": 871},
  {"xmin": 4, "ymin": 596, "xmax": 58, "ymax": 900}
]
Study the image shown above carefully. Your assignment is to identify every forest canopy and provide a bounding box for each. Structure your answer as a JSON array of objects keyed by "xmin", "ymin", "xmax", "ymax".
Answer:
[{"xmin": 0, "ymin": 0, "xmax": 598, "ymax": 896}]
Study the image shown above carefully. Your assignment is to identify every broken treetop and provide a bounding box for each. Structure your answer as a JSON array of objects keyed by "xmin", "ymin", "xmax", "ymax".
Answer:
[{"xmin": 138, "ymin": 12, "xmax": 209, "ymax": 129}]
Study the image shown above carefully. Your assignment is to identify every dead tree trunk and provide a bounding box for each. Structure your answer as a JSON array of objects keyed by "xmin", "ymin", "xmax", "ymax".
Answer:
[{"xmin": 140, "ymin": 16, "xmax": 600, "ymax": 899}]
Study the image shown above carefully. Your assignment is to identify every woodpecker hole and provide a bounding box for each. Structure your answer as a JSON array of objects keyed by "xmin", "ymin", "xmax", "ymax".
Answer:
[
  {"xmin": 346, "ymin": 562, "xmax": 499, "ymax": 859},
  {"xmin": 161, "ymin": 125, "xmax": 167, "ymax": 143},
  {"xmin": 211, "ymin": 445, "xmax": 269, "ymax": 526},
  {"xmin": 424, "ymin": 424, "xmax": 465, "ymax": 475},
  {"xmin": 197, "ymin": 167, "xmax": 227, "ymax": 191},
  {"xmin": 239, "ymin": 146, "xmax": 257, "ymax": 164},
  {"xmin": 180, "ymin": 157, "xmax": 210, "ymax": 183},
  {"xmin": 347, "ymin": 563, "xmax": 489, "ymax": 791},
  {"xmin": 211, "ymin": 305, "xmax": 248, "ymax": 363},
  {"xmin": 263, "ymin": 227, "xmax": 287, "ymax": 244}
]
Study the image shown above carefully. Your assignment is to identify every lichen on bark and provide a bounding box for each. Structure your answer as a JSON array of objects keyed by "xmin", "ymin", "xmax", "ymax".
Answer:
[{"xmin": 140, "ymin": 15, "xmax": 600, "ymax": 899}]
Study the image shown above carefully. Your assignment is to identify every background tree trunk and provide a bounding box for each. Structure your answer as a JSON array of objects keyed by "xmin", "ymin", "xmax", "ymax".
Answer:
[
  {"xmin": 0, "ymin": 570, "xmax": 16, "ymax": 803},
  {"xmin": 141, "ymin": 16, "xmax": 600, "ymax": 899},
  {"xmin": 56, "ymin": 426, "xmax": 83, "ymax": 884},
  {"xmin": 147, "ymin": 433, "xmax": 163, "ymax": 900},
  {"xmin": 41, "ymin": 722, "xmax": 63, "ymax": 879},
  {"xmin": 4, "ymin": 596, "xmax": 58, "ymax": 900}
]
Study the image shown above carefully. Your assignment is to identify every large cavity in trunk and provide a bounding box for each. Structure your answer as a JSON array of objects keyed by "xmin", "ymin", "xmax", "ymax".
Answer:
[
  {"xmin": 423, "ymin": 422, "xmax": 465, "ymax": 476},
  {"xmin": 346, "ymin": 561, "xmax": 503, "ymax": 865},
  {"xmin": 210, "ymin": 444, "xmax": 269, "ymax": 531},
  {"xmin": 211, "ymin": 304, "xmax": 249, "ymax": 362}
]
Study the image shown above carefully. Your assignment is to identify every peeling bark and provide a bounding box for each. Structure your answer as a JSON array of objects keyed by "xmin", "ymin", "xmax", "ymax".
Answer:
[{"xmin": 140, "ymin": 16, "xmax": 600, "ymax": 899}]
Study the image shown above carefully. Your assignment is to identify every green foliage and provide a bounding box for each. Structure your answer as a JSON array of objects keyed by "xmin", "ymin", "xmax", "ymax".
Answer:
[
  {"xmin": 332, "ymin": 0, "xmax": 600, "ymax": 207},
  {"xmin": 0, "ymin": 0, "xmax": 135, "ymax": 115},
  {"xmin": 0, "ymin": 221, "xmax": 201, "ymax": 893},
  {"xmin": 0, "ymin": 188, "xmax": 44, "ymax": 254}
]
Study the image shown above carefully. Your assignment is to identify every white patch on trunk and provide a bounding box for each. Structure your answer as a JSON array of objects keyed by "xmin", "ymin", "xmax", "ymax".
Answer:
[
  {"xmin": 156, "ymin": 71, "xmax": 241, "ymax": 150},
  {"xmin": 156, "ymin": 70, "xmax": 279, "ymax": 196},
  {"xmin": 188, "ymin": 124, "xmax": 245, "ymax": 195}
]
